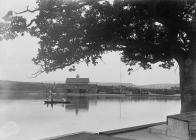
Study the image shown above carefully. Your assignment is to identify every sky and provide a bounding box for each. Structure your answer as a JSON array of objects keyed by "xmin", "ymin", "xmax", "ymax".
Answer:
[{"xmin": 0, "ymin": 0, "xmax": 180, "ymax": 85}]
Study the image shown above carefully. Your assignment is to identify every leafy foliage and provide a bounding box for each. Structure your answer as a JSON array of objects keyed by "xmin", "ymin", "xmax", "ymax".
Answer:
[{"xmin": 1, "ymin": 0, "xmax": 196, "ymax": 74}]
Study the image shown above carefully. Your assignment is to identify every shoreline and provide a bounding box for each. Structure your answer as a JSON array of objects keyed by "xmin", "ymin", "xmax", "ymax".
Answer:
[
  {"xmin": 0, "ymin": 92, "xmax": 180, "ymax": 100},
  {"xmin": 64, "ymin": 93, "xmax": 180, "ymax": 98}
]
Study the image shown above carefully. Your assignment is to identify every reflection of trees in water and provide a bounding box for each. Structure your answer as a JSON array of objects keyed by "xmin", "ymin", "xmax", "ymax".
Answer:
[
  {"xmin": 65, "ymin": 96, "xmax": 89, "ymax": 115},
  {"xmin": 91, "ymin": 95, "xmax": 180, "ymax": 102},
  {"xmin": 46, "ymin": 102, "xmax": 54, "ymax": 108},
  {"xmin": 45, "ymin": 95, "xmax": 180, "ymax": 114},
  {"xmin": 45, "ymin": 96, "xmax": 90, "ymax": 114},
  {"xmin": 130, "ymin": 95, "xmax": 180, "ymax": 102}
]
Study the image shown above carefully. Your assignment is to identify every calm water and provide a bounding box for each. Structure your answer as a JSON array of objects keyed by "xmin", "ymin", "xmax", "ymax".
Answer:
[{"xmin": 0, "ymin": 95, "xmax": 180, "ymax": 140}]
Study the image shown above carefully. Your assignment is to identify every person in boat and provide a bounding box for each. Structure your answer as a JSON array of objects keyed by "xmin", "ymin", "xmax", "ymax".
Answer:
[
  {"xmin": 48, "ymin": 90, "xmax": 53, "ymax": 102},
  {"xmin": 49, "ymin": 90, "xmax": 56, "ymax": 102}
]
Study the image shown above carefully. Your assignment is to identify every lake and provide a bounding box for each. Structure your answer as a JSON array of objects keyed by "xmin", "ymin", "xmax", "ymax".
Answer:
[{"xmin": 0, "ymin": 95, "xmax": 180, "ymax": 140}]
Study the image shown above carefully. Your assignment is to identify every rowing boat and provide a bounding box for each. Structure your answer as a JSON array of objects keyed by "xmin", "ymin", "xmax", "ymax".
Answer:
[{"xmin": 44, "ymin": 100, "xmax": 71, "ymax": 104}]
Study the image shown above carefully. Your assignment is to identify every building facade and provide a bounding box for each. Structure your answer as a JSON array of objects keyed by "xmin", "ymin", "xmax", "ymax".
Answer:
[{"xmin": 65, "ymin": 75, "xmax": 98, "ymax": 93}]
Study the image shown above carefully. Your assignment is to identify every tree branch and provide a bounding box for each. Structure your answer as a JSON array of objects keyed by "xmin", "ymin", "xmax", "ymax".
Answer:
[
  {"xmin": 31, "ymin": 68, "xmax": 45, "ymax": 78},
  {"xmin": 27, "ymin": 19, "xmax": 36, "ymax": 27},
  {"xmin": 15, "ymin": 6, "xmax": 40, "ymax": 14}
]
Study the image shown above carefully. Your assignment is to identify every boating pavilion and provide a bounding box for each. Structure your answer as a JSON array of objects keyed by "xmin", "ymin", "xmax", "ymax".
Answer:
[{"xmin": 64, "ymin": 74, "xmax": 98, "ymax": 94}]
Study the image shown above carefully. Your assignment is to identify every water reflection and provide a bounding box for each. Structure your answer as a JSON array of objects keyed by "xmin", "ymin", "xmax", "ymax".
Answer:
[
  {"xmin": 44, "ymin": 95, "xmax": 180, "ymax": 115},
  {"xmin": 65, "ymin": 96, "xmax": 89, "ymax": 115},
  {"xmin": 45, "ymin": 96, "xmax": 90, "ymax": 115},
  {"xmin": 0, "ymin": 96, "xmax": 180, "ymax": 140}
]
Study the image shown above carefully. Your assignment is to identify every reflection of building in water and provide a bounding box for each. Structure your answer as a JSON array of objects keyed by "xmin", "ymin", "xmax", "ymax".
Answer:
[
  {"xmin": 65, "ymin": 74, "xmax": 98, "ymax": 94},
  {"xmin": 65, "ymin": 96, "xmax": 89, "ymax": 115}
]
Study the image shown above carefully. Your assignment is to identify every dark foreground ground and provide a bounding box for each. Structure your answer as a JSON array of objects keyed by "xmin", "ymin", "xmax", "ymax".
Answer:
[{"xmin": 41, "ymin": 122, "xmax": 184, "ymax": 140}]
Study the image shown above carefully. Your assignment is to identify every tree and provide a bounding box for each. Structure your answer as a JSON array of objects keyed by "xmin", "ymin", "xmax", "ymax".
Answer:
[{"xmin": 1, "ymin": 0, "xmax": 196, "ymax": 112}]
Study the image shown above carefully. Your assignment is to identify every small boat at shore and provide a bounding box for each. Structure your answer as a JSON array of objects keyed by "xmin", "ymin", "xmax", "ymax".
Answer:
[
  {"xmin": 44, "ymin": 85, "xmax": 71, "ymax": 104},
  {"xmin": 44, "ymin": 100, "xmax": 71, "ymax": 104}
]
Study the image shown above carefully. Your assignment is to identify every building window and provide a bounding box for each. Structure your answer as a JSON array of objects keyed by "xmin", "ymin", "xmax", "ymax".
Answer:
[{"xmin": 79, "ymin": 89, "xmax": 86, "ymax": 93}]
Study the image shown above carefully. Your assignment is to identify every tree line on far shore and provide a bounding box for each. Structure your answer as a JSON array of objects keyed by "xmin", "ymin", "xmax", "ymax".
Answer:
[{"xmin": 0, "ymin": 80, "xmax": 179, "ymax": 99}]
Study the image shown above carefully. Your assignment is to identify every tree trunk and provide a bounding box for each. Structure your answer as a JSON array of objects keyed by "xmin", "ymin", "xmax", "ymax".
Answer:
[
  {"xmin": 179, "ymin": 56, "xmax": 196, "ymax": 113},
  {"xmin": 179, "ymin": 32, "xmax": 196, "ymax": 113}
]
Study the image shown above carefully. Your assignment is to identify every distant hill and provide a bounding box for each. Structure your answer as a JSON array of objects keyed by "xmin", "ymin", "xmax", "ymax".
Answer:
[
  {"xmin": 91, "ymin": 82, "xmax": 179, "ymax": 89},
  {"xmin": 48, "ymin": 81, "xmax": 179, "ymax": 89},
  {"xmin": 91, "ymin": 82, "xmax": 136, "ymax": 87},
  {"xmin": 0, "ymin": 80, "xmax": 68, "ymax": 99},
  {"xmin": 138, "ymin": 83, "xmax": 179, "ymax": 89},
  {"xmin": 0, "ymin": 80, "xmax": 179, "ymax": 94},
  {"xmin": 0, "ymin": 80, "xmax": 45, "ymax": 92}
]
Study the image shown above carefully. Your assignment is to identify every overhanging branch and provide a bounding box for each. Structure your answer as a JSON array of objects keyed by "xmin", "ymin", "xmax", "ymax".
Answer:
[
  {"xmin": 32, "ymin": 68, "xmax": 45, "ymax": 78},
  {"xmin": 27, "ymin": 19, "xmax": 36, "ymax": 27},
  {"xmin": 15, "ymin": 6, "xmax": 40, "ymax": 14}
]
